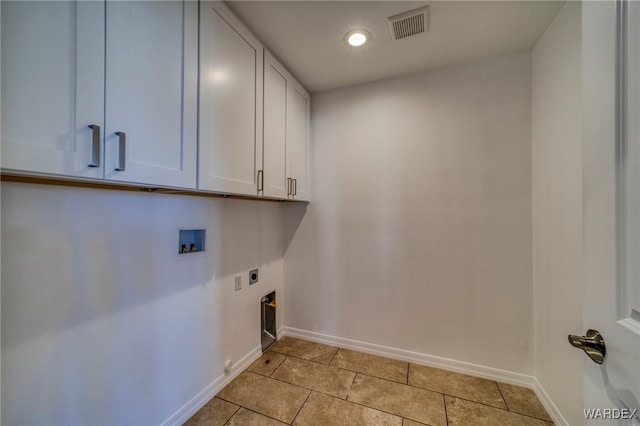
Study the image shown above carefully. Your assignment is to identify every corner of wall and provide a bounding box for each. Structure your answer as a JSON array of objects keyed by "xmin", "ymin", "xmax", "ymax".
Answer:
[
  {"xmin": 161, "ymin": 345, "xmax": 262, "ymax": 426},
  {"xmin": 531, "ymin": 1, "xmax": 583, "ymax": 424}
]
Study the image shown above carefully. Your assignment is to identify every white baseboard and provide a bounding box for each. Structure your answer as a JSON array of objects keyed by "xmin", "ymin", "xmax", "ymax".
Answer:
[
  {"xmin": 162, "ymin": 327, "xmax": 566, "ymax": 426},
  {"xmin": 161, "ymin": 345, "xmax": 262, "ymax": 426},
  {"xmin": 281, "ymin": 326, "xmax": 534, "ymax": 388},
  {"xmin": 533, "ymin": 378, "xmax": 569, "ymax": 426},
  {"xmin": 282, "ymin": 327, "xmax": 568, "ymax": 425}
]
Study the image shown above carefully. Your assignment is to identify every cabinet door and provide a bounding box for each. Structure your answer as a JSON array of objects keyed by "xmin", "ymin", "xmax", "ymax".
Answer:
[
  {"xmin": 288, "ymin": 81, "xmax": 311, "ymax": 201},
  {"xmin": 104, "ymin": 0, "xmax": 197, "ymax": 188},
  {"xmin": 1, "ymin": 1, "xmax": 104, "ymax": 178},
  {"xmin": 263, "ymin": 50, "xmax": 289, "ymax": 199},
  {"xmin": 199, "ymin": 2, "xmax": 263, "ymax": 195}
]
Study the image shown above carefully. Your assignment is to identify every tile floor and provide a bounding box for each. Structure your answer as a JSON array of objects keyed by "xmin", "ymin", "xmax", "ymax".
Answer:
[{"xmin": 185, "ymin": 337, "xmax": 554, "ymax": 426}]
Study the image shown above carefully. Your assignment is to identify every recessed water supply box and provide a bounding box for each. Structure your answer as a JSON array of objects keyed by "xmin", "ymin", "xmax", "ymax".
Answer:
[{"xmin": 178, "ymin": 229, "xmax": 206, "ymax": 254}]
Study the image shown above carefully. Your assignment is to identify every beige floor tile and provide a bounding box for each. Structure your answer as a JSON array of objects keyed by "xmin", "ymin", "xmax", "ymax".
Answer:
[
  {"xmin": 498, "ymin": 383, "xmax": 553, "ymax": 422},
  {"xmin": 269, "ymin": 336, "xmax": 338, "ymax": 364},
  {"xmin": 293, "ymin": 392, "xmax": 402, "ymax": 426},
  {"xmin": 446, "ymin": 396, "xmax": 553, "ymax": 426},
  {"xmin": 402, "ymin": 420, "xmax": 427, "ymax": 426},
  {"xmin": 408, "ymin": 364, "xmax": 506, "ymax": 409},
  {"xmin": 184, "ymin": 397, "xmax": 239, "ymax": 426},
  {"xmin": 217, "ymin": 371, "xmax": 310, "ymax": 424},
  {"xmin": 348, "ymin": 374, "xmax": 446, "ymax": 426},
  {"xmin": 330, "ymin": 349, "xmax": 408, "ymax": 383},
  {"xmin": 226, "ymin": 408, "xmax": 289, "ymax": 426},
  {"xmin": 186, "ymin": 341, "xmax": 556, "ymax": 426},
  {"xmin": 247, "ymin": 351, "xmax": 288, "ymax": 376},
  {"xmin": 271, "ymin": 356, "xmax": 356, "ymax": 399}
]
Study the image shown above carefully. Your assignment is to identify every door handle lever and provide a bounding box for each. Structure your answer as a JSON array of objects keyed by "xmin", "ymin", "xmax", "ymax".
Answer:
[{"xmin": 568, "ymin": 329, "xmax": 606, "ymax": 364}]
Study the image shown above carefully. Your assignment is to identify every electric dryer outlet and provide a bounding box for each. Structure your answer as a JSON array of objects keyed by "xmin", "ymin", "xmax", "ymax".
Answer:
[{"xmin": 249, "ymin": 268, "xmax": 259, "ymax": 285}]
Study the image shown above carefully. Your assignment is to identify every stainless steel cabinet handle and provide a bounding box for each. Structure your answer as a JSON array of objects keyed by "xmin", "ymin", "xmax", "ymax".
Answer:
[
  {"xmin": 287, "ymin": 177, "xmax": 292, "ymax": 196},
  {"xmin": 257, "ymin": 170, "xmax": 264, "ymax": 192},
  {"xmin": 114, "ymin": 131, "xmax": 126, "ymax": 171},
  {"xmin": 568, "ymin": 329, "xmax": 606, "ymax": 364},
  {"xmin": 88, "ymin": 124, "xmax": 101, "ymax": 167},
  {"xmin": 293, "ymin": 179, "xmax": 297, "ymax": 196}
]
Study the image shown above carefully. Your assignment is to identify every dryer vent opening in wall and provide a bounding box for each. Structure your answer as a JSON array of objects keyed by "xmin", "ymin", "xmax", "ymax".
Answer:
[
  {"xmin": 388, "ymin": 6, "xmax": 429, "ymax": 41},
  {"xmin": 261, "ymin": 291, "xmax": 277, "ymax": 351}
]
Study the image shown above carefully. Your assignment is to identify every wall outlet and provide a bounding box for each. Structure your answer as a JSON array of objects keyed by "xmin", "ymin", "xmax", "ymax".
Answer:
[
  {"xmin": 249, "ymin": 268, "xmax": 259, "ymax": 285},
  {"xmin": 234, "ymin": 274, "xmax": 242, "ymax": 291}
]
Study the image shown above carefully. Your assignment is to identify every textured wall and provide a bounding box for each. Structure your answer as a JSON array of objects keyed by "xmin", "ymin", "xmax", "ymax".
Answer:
[
  {"xmin": 532, "ymin": 2, "xmax": 583, "ymax": 424},
  {"xmin": 284, "ymin": 52, "xmax": 533, "ymax": 373},
  {"xmin": 1, "ymin": 182, "xmax": 284, "ymax": 425}
]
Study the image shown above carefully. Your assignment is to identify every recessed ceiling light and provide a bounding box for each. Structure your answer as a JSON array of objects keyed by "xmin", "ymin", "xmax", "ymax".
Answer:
[{"xmin": 344, "ymin": 29, "xmax": 371, "ymax": 47}]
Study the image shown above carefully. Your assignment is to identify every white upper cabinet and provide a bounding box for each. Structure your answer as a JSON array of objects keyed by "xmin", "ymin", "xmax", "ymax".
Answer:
[
  {"xmin": 104, "ymin": 1, "xmax": 198, "ymax": 188},
  {"xmin": 263, "ymin": 50, "xmax": 289, "ymax": 199},
  {"xmin": 1, "ymin": 1, "xmax": 105, "ymax": 179},
  {"xmin": 1, "ymin": 0, "xmax": 197, "ymax": 188},
  {"xmin": 263, "ymin": 50, "xmax": 311, "ymax": 201},
  {"xmin": 199, "ymin": 1, "xmax": 264, "ymax": 196},
  {"xmin": 2, "ymin": 0, "xmax": 308, "ymax": 200},
  {"xmin": 288, "ymin": 80, "xmax": 311, "ymax": 201}
]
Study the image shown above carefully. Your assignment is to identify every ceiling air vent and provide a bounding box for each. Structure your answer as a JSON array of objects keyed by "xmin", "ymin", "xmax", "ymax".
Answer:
[{"xmin": 387, "ymin": 6, "xmax": 429, "ymax": 41}]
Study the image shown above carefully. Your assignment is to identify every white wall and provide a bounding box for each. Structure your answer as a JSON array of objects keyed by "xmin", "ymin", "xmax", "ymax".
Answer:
[
  {"xmin": 284, "ymin": 52, "xmax": 533, "ymax": 373},
  {"xmin": 1, "ymin": 182, "xmax": 283, "ymax": 425},
  {"xmin": 531, "ymin": 2, "xmax": 583, "ymax": 425}
]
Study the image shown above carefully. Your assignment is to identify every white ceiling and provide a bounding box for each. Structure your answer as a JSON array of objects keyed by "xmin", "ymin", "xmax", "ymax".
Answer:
[{"xmin": 226, "ymin": 0, "xmax": 564, "ymax": 93}]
